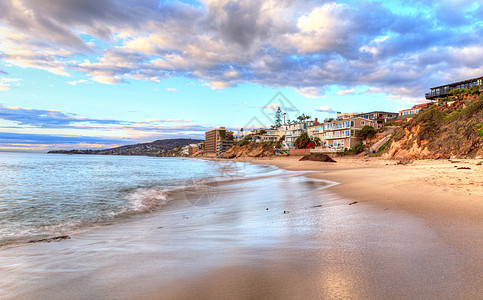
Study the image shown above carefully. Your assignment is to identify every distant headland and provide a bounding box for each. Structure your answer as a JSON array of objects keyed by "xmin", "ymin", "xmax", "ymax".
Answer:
[{"xmin": 48, "ymin": 138, "xmax": 203, "ymax": 157}]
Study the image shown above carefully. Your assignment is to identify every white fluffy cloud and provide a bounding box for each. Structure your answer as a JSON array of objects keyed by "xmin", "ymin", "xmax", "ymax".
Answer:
[{"xmin": 0, "ymin": 0, "xmax": 482, "ymax": 98}]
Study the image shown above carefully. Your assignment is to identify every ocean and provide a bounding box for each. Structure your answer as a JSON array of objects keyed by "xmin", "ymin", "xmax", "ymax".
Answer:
[
  {"xmin": 0, "ymin": 152, "xmax": 282, "ymax": 246},
  {"xmin": 0, "ymin": 152, "xmax": 470, "ymax": 299}
]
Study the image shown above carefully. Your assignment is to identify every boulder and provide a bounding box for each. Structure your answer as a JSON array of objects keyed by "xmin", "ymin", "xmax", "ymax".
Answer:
[{"xmin": 299, "ymin": 153, "xmax": 336, "ymax": 162}]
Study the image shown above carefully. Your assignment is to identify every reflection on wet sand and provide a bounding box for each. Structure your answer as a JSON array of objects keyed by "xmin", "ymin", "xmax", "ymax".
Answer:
[{"xmin": 0, "ymin": 170, "xmax": 468, "ymax": 299}]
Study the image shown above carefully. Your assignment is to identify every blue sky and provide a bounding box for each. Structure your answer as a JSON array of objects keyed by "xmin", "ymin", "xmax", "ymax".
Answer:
[{"xmin": 0, "ymin": 0, "xmax": 482, "ymax": 151}]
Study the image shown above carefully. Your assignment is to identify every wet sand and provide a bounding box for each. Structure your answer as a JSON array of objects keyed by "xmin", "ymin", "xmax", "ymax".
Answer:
[{"xmin": 1, "ymin": 159, "xmax": 482, "ymax": 299}]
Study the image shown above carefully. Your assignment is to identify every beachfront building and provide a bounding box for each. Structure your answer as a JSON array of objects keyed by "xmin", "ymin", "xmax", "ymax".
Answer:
[
  {"xmin": 205, "ymin": 127, "xmax": 227, "ymax": 154},
  {"xmin": 181, "ymin": 145, "xmax": 190, "ymax": 156},
  {"xmin": 307, "ymin": 118, "xmax": 323, "ymax": 139},
  {"xmin": 425, "ymin": 75, "xmax": 483, "ymax": 100},
  {"xmin": 320, "ymin": 117, "xmax": 376, "ymax": 151},
  {"xmin": 283, "ymin": 120, "xmax": 316, "ymax": 149},
  {"xmin": 254, "ymin": 128, "xmax": 285, "ymax": 143},
  {"xmin": 336, "ymin": 112, "xmax": 362, "ymax": 120},
  {"xmin": 188, "ymin": 143, "xmax": 201, "ymax": 156},
  {"xmin": 216, "ymin": 140, "xmax": 235, "ymax": 154},
  {"xmin": 398, "ymin": 103, "xmax": 432, "ymax": 117},
  {"xmin": 352, "ymin": 111, "xmax": 397, "ymax": 129}
]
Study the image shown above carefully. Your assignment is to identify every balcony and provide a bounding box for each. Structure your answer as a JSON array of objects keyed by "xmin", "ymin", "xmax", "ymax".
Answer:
[
  {"xmin": 324, "ymin": 133, "xmax": 351, "ymax": 140},
  {"xmin": 324, "ymin": 122, "xmax": 350, "ymax": 131}
]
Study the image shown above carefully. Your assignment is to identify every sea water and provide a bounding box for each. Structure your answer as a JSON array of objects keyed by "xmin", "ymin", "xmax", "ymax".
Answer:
[{"xmin": 0, "ymin": 152, "xmax": 279, "ymax": 246}]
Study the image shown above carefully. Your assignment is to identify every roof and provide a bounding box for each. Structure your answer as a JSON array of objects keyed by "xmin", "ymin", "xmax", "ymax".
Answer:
[{"xmin": 430, "ymin": 75, "xmax": 483, "ymax": 90}]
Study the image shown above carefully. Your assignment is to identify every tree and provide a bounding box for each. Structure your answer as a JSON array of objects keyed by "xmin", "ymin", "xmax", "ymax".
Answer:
[
  {"xmin": 312, "ymin": 136, "xmax": 321, "ymax": 146},
  {"xmin": 226, "ymin": 131, "xmax": 234, "ymax": 141},
  {"xmin": 297, "ymin": 113, "xmax": 311, "ymax": 122},
  {"xmin": 274, "ymin": 107, "xmax": 282, "ymax": 127},
  {"xmin": 356, "ymin": 126, "xmax": 376, "ymax": 139},
  {"xmin": 294, "ymin": 132, "xmax": 310, "ymax": 149}
]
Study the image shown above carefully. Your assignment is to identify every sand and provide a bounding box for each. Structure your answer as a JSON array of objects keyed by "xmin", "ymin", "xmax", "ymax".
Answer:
[
  {"xmin": 208, "ymin": 155, "xmax": 483, "ymax": 298},
  {"xmin": 1, "ymin": 156, "xmax": 482, "ymax": 299}
]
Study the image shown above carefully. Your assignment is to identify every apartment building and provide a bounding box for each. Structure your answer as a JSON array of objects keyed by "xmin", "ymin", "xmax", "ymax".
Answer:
[
  {"xmin": 425, "ymin": 75, "xmax": 483, "ymax": 100},
  {"xmin": 398, "ymin": 103, "xmax": 432, "ymax": 117},
  {"xmin": 352, "ymin": 111, "xmax": 397, "ymax": 128},
  {"xmin": 336, "ymin": 112, "xmax": 362, "ymax": 120},
  {"xmin": 216, "ymin": 140, "xmax": 235, "ymax": 154},
  {"xmin": 307, "ymin": 123, "xmax": 324, "ymax": 139},
  {"xmin": 283, "ymin": 120, "xmax": 316, "ymax": 149},
  {"xmin": 253, "ymin": 128, "xmax": 285, "ymax": 143},
  {"xmin": 205, "ymin": 127, "xmax": 227, "ymax": 154},
  {"xmin": 321, "ymin": 117, "xmax": 375, "ymax": 150}
]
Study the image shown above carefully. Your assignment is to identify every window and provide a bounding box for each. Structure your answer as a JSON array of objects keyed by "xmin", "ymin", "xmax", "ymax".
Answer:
[
  {"xmin": 351, "ymin": 121, "xmax": 354, "ymax": 126},
  {"xmin": 361, "ymin": 121, "xmax": 365, "ymax": 125}
]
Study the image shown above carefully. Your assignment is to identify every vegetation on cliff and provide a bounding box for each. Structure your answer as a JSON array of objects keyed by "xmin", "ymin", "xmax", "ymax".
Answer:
[{"xmin": 378, "ymin": 92, "xmax": 483, "ymax": 159}]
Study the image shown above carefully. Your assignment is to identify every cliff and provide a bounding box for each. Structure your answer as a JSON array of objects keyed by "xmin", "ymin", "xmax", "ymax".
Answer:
[
  {"xmin": 219, "ymin": 143, "xmax": 275, "ymax": 158},
  {"xmin": 380, "ymin": 94, "xmax": 483, "ymax": 159}
]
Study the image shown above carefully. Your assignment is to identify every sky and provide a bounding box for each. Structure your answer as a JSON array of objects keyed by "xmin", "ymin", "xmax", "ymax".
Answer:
[{"xmin": 0, "ymin": 0, "xmax": 482, "ymax": 151}]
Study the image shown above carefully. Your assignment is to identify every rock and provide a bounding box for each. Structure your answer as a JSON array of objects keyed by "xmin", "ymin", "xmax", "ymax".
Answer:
[
  {"xmin": 457, "ymin": 167, "xmax": 471, "ymax": 170},
  {"xmin": 219, "ymin": 143, "xmax": 275, "ymax": 158},
  {"xmin": 348, "ymin": 201, "xmax": 358, "ymax": 205},
  {"xmin": 28, "ymin": 235, "xmax": 71, "ymax": 243},
  {"xmin": 299, "ymin": 153, "xmax": 336, "ymax": 162},
  {"xmin": 283, "ymin": 211, "xmax": 290, "ymax": 214}
]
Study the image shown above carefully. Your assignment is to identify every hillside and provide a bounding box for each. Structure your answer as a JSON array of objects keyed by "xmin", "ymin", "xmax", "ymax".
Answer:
[
  {"xmin": 48, "ymin": 139, "xmax": 203, "ymax": 156},
  {"xmin": 378, "ymin": 91, "xmax": 483, "ymax": 159}
]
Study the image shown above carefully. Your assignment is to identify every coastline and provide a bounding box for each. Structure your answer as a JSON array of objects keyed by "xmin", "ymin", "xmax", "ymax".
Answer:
[
  {"xmin": 201, "ymin": 155, "xmax": 483, "ymax": 297},
  {"xmin": 1, "ymin": 156, "xmax": 482, "ymax": 299},
  {"xmin": 201, "ymin": 155, "xmax": 483, "ymax": 220}
]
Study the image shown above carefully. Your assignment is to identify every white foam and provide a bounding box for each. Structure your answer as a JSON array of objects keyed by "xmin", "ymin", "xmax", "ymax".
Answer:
[{"xmin": 125, "ymin": 188, "xmax": 169, "ymax": 212}]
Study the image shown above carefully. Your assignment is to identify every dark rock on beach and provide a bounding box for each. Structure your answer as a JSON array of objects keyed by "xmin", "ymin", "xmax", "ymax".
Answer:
[
  {"xmin": 28, "ymin": 235, "xmax": 71, "ymax": 243},
  {"xmin": 299, "ymin": 153, "xmax": 336, "ymax": 162}
]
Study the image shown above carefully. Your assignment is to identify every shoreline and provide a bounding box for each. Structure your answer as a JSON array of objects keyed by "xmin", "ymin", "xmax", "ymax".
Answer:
[
  {"xmin": 201, "ymin": 155, "xmax": 483, "ymax": 297},
  {"xmin": 200, "ymin": 155, "xmax": 483, "ymax": 220},
  {"xmin": 1, "ymin": 156, "xmax": 482, "ymax": 299}
]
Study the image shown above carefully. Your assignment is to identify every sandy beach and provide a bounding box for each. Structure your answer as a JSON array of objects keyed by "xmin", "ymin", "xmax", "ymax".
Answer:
[{"xmin": 1, "ymin": 156, "xmax": 482, "ymax": 299}]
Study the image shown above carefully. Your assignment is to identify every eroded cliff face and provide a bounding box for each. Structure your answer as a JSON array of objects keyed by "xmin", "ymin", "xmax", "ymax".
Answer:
[
  {"xmin": 382, "ymin": 95, "xmax": 483, "ymax": 159},
  {"xmin": 219, "ymin": 143, "xmax": 275, "ymax": 158}
]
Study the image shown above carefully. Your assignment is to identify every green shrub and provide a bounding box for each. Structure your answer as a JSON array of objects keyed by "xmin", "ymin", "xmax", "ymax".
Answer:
[
  {"xmin": 462, "ymin": 99, "xmax": 483, "ymax": 118},
  {"xmin": 294, "ymin": 132, "xmax": 310, "ymax": 149},
  {"xmin": 377, "ymin": 139, "xmax": 392, "ymax": 154},
  {"xmin": 414, "ymin": 107, "xmax": 446, "ymax": 124},
  {"xmin": 343, "ymin": 142, "xmax": 364, "ymax": 155},
  {"xmin": 469, "ymin": 85, "xmax": 480, "ymax": 96},
  {"xmin": 473, "ymin": 123, "xmax": 483, "ymax": 137},
  {"xmin": 356, "ymin": 126, "xmax": 376, "ymax": 139},
  {"xmin": 444, "ymin": 108, "xmax": 462, "ymax": 124},
  {"xmin": 392, "ymin": 128, "xmax": 406, "ymax": 141}
]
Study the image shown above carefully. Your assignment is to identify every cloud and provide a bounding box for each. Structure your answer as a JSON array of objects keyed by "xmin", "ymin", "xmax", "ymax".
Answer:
[
  {"xmin": 315, "ymin": 106, "xmax": 337, "ymax": 113},
  {"xmin": 0, "ymin": 105, "xmax": 126, "ymax": 128},
  {"xmin": 257, "ymin": 104, "xmax": 280, "ymax": 111},
  {"xmin": 68, "ymin": 79, "xmax": 88, "ymax": 85},
  {"xmin": 0, "ymin": 77, "xmax": 23, "ymax": 91},
  {"xmin": 135, "ymin": 119, "xmax": 192, "ymax": 124},
  {"xmin": 0, "ymin": 0, "xmax": 482, "ymax": 99},
  {"xmin": 336, "ymin": 89, "xmax": 355, "ymax": 96},
  {"xmin": 166, "ymin": 88, "xmax": 178, "ymax": 92},
  {"xmin": 296, "ymin": 87, "xmax": 321, "ymax": 98}
]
